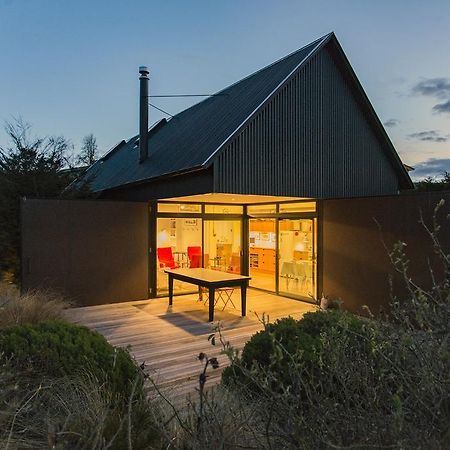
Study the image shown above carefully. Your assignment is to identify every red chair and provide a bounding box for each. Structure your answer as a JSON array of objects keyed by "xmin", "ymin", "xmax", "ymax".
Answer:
[
  {"xmin": 157, "ymin": 247, "xmax": 179, "ymax": 269},
  {"xmin": 187, "ymin": 246, "xmax": 202, "ymax": 268}
]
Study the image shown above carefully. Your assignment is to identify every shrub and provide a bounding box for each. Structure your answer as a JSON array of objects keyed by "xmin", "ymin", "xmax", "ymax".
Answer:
[
  {"xmin": 219, "ymin": 306, "xmax": 449, "ymax": 448},
  {"xmin": 222, "ymin": 310, "xmax": 366, "ymax": 390},
  {"xmin": 0, "ymin": 320, "xmax": 141, "ymax": 402},
  {"xmin": 0, "ymin": 283, "xmax": 70, "ymax": 328}
]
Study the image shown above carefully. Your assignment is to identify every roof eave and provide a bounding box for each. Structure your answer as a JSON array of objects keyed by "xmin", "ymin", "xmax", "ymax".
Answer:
[{"xmin": 94, "ymin": 164, "xmax": 207, "ymax": 194}]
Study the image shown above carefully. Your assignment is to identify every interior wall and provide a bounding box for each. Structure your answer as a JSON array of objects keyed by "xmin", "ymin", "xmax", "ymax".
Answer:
[
  {"xmin": 322, "ymin": 192, "xmax": 450, "ymax": 313},
  {"xmin": 21, "ymin": 198, "xmax": 149, "ymax": 306}
]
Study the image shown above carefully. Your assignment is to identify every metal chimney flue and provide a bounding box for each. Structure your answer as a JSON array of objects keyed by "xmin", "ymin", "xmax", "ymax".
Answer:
[{"xmin": 139, "ymin": 66, "xmax": 149, "ymax": 163}]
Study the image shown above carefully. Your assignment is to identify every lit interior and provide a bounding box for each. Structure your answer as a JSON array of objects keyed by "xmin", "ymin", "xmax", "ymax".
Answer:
[
  {"xmin": 249, "ymin": 218, "xmax": 316, "ymax": 298},
  {"xmin": 156, "ymin": 197, "xmax": 317, "ymax": 301}
]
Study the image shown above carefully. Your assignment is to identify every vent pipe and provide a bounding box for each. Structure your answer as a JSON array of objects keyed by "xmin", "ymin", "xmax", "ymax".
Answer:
[{"xmin": 139, "ymin": 66, "xmax": 149, "ymax": 163}]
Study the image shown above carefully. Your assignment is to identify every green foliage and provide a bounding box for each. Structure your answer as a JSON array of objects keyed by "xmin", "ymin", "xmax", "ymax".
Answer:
[
  {"xmin": 222, "ymin": 310, "xmax": 366, "ymax": 390},
  {"xmin": 415, "ymin": 171, "xmax": 450, "ymax": 191},
  {"xmin": 0, "ymin": 320, "xmax": 141, "ymax": 402}
]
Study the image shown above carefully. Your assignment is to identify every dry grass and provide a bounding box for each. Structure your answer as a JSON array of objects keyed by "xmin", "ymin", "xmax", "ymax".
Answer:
[
  {"xmin": 0, "ymin": 283, "xmax": 70, "ymax": 328},
  {"xmin": 0, "ymin": 364, "xmax": 158, "ymax": 450}
]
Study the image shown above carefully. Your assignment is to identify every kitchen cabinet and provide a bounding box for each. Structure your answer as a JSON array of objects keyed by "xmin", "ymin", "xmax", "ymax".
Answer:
[{"xmin": 249, "ymin": 247, "xmax": 276, "ymax": 272}]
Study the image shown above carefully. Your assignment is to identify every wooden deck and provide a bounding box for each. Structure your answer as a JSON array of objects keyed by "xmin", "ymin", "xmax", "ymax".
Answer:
[{"xmin": 65, "ymin": 289, "xmax": 315, "ymax": 402}]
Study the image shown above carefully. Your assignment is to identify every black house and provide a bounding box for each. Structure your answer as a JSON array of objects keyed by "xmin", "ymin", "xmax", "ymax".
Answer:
[{"xmin": 24, "ymin": 32, "xmax": 439, "ymax": 314}]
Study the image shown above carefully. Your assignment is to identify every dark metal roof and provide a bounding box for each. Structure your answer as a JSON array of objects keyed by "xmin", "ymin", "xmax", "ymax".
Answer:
[
  {"xmin": 78, "ymin": 35, "xmax": 326, "ymax": 192},
  {"xmin": 77, "ymin": 32, "xmax": 412, "ymax": 193}
]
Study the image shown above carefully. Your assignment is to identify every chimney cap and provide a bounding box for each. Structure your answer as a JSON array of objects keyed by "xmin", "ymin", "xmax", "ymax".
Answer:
[{"xmin": 139, "ymin": 66, "xmax": 149, "ymax": 75}]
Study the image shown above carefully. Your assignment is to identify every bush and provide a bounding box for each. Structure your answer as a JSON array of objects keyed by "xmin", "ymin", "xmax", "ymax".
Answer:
[
  {"xmin": 0, "ymin": 283, "xmax": 70, "ymax": 328},
  {"xmin": 222, "ymin": 310, "xmax": 366, "ymax": 390},
  {"xmin": 0, "ymin": 320, "xmax": 141, "ymax": 402}
]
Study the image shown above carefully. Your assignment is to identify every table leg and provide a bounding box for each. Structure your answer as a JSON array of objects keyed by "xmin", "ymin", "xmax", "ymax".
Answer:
[
  {"xmin": 198, "ymin": 285, "xmax": 203, "ymax": 302},
  {"xmin": 208, "ymin": 287, "xmax": 215, "ymax": 322},
  {"xmin": 241, "ymin": 282, "xmax": 247, "ymax": 317},
  {"xmin": 168, "ymin": 274, "xmax": 174, "ymax": 306}
]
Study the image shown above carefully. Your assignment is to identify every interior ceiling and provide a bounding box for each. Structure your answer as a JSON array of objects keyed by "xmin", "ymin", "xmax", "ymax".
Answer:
[{"xmin": 161, "ymin": 193, "xmax": 310, "ymax": 204}]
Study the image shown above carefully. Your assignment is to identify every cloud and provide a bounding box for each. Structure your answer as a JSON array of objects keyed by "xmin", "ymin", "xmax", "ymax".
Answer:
[
  {"xmin": 407, "ymin": 130, "xmax": 448, "ymax": 143},
  {"xmin": 412, "ymin": 78, "xmax": 450, "ymax": 99},
  {"xmin": 383, "ymin": 118, "xmax": 400, "ymax": 128},
  {"xmin": 411, "ymin": 78, "xmax": 450, "ymax": 115},
  {"xmin": 432, "ymin": 99, "xmax": 450, "ymax": 114},
  {"xmin": 409, "ymin": 158, "xmax": 450, "ymax": 179}
]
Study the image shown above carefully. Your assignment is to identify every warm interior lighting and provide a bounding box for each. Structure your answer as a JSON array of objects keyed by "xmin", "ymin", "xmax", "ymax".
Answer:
[
  {"xmin": 161, "ymin": 193, "xmax": 309, "ymax": 204},
  {"xmin": 157, "ymin": 229, "xmax": 170, "ymax": 245}
]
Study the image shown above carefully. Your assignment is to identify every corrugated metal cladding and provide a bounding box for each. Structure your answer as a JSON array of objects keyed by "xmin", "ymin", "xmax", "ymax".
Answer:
[{"xmin": 213, "ymin": 44, "xmax": 401, "ymax": 199}]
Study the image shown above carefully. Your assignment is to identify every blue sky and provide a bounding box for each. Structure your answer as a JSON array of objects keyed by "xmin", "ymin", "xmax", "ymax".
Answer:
[{"xmin": 1, "ymin": 0, "xmax": 449, "ymax": 179}]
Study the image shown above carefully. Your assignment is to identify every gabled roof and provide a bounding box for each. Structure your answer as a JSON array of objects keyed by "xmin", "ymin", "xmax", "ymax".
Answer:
[
  {"xmin": 78, "ymin": 32, "xmax": 412, "ymax": 193},
  {"xmin": 79, "ymin": 35, "xmax": 327, "ymax": 192}
]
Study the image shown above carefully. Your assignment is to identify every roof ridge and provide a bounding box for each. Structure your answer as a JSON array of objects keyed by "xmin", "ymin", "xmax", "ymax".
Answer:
[{"xmin": 210, "ymin": 32, "xmax": 333, "ymax": 97}]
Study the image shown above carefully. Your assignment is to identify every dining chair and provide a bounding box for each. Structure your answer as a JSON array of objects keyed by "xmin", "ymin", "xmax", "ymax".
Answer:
[
  {"xmin": 187, "ymin": 246, "xmax": 202, "ymax": 268},
  {"xmin": 157, "ymin": 247, "xmax": 179, "ymax": 269}
]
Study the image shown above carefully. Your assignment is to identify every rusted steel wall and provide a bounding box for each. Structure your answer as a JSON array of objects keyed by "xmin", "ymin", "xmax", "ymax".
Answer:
[
  {"xmin": 21, "ymin": 198, "xmax": 149, "ymax": 306},
  {"xmin": 322, "ymin": 191, "xmax": 450, "ymax": 313}
]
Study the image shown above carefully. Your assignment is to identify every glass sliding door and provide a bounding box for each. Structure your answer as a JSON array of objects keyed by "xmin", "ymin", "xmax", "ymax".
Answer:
[
  {"xmin": 156, "ymin": 217, "xmax": 202, "ymax": 295},
  {"xmin": 278, "ymin": 218, "xmax": 316, "ymax": 301},
  {"xmin": 204, "ymin": 220, "xmax": 241, "ymax": 274},
  {"xmin": 249, "ymin": 218, "xmax": 276, "ymax": 292}
]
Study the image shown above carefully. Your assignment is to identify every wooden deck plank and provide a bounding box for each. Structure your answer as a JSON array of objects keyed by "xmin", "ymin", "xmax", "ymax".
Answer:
[{"xmin": 64, "ymin": 289, "xmax": 314, "ymax": 403}]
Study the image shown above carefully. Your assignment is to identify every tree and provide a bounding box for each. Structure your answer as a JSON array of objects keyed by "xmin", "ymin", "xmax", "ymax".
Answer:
[
  {"xmin": 77, "ymin": 133, "xmax": 98, "ymax": 166},
  {"xmin": 415, "ymin": 172, "xmax": 450, "ymax": 191},
  {"xmin": 0, "ymin": 117, "xmax": 75, "ymax": 282}
]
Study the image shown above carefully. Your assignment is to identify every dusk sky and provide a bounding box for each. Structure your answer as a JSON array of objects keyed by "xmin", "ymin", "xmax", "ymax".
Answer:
[{"xmin": 1, "ymin": 0, "xmax": 449, "ymax": 179}]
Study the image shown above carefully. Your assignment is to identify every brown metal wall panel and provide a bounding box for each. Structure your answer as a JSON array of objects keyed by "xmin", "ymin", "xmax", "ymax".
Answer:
[
  {"xmin": 322, "ymin": 192, "xmax": 450, "ymax": 313},
  {"xmin": 21, "ymin": 199, "xmax": 149, "ymax": 306},
  {"xmin": 213, "ymin": 44, "xmax": 401, "ymax": 198}
]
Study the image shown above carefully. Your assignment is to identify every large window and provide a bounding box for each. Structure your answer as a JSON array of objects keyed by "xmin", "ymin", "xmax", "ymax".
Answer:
[
  {"xmin": 154, "ymin": 200, "xmax": 318, "ymax": 303},
  {"xmin": 204, "ymin": 204, "xmax": 243, "ymax": 214},
  {"xmin": 248, "ymin": 204, "xmax": 276, "ymax": 215},
  {"xmin": 157, "ymin": 203, "xmax": 201, "ymax": 213},
  {"xmin": 279, "ymin": 202, "xmax": 316, "ymax": 213}
]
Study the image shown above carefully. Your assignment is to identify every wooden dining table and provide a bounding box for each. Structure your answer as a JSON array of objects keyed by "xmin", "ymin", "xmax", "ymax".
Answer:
[{"xmin": 164, "ymin": 268, "xmax": 251, "ymax": 321}]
